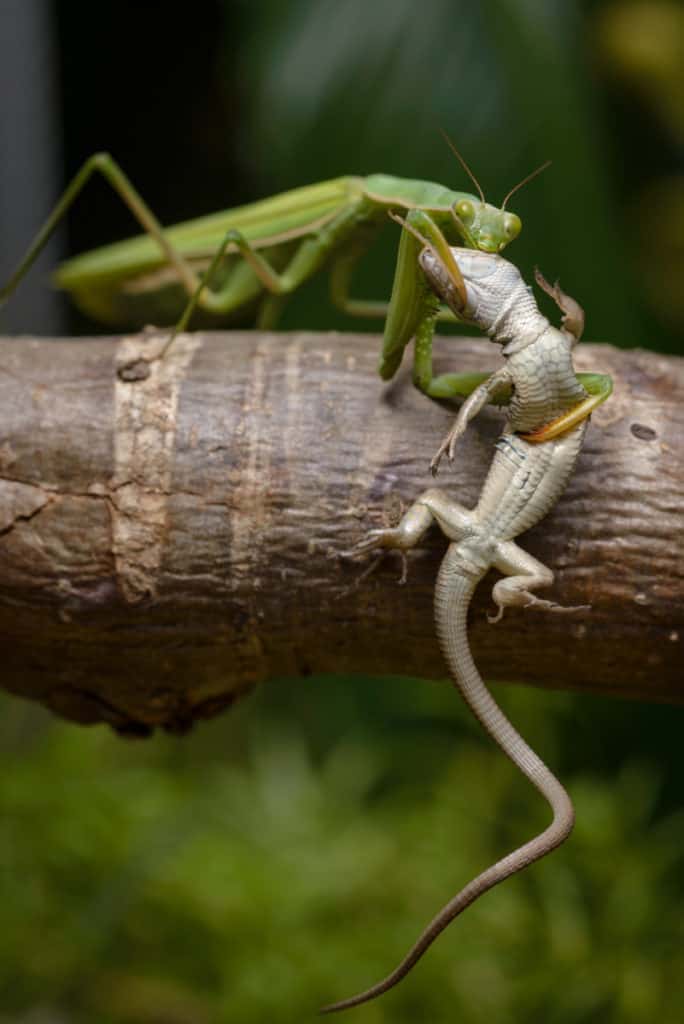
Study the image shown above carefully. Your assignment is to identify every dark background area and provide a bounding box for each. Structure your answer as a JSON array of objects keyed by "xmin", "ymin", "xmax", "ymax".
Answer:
[{"xmin": 0, "ymin": 2, "xmax": 682, "ymax": 1022}]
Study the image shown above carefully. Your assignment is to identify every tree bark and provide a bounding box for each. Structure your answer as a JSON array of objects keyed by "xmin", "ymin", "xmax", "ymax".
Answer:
[{"xmin": 0, "ymin": 330, "xmax": 681, "ymax": 733}]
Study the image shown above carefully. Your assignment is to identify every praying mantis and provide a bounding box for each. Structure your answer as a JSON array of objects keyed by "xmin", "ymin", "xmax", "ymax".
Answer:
[
  {"xmin": 0, "ymin": 143, "xmax": 610, "ymax": 420},
  {"xmin": 1, "ymin": 145, "xmax": 532, "ymax": 401}
]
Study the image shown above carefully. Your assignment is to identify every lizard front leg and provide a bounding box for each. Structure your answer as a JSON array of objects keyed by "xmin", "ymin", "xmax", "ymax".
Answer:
[{"xmin": 430, "ymin": 365, "xmax": 513, "ymax": 476}]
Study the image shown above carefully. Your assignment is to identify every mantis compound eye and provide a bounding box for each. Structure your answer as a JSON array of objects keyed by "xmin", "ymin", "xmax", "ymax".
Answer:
[
  {"xmin": 502, "ymin": 213, "xmax": 522, "ymax": 243},
  {"xmin": 454, "ymin": 199, "xmax": 475, "ymax": 223}
]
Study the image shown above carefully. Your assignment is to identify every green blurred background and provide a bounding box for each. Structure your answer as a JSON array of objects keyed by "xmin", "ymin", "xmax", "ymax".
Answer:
[{"xmin": 0, "ymin": 1, "xmax": 682, "ymax": 1021}]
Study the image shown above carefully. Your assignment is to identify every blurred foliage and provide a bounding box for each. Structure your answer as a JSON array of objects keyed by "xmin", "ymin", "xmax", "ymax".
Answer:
[
  {"xmin": 595, "ymin": 1, "xmax": 684, "ymax": 144},
  {"xmin": 594, "ymin": 0, "xmax": 684, "ymax": 331},
  {"xmin": 1, "ymin": 2, "xmax": 682, "ymax": 1022},
  {"xmin": 1, "ymin": 678, "xmax": 683, "ymax": 1024}
]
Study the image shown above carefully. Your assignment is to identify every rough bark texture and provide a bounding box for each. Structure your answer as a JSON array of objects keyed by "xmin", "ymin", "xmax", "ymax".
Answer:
[{"xmin": 0, "ymin": 330, "xmax": 681, "ymax": 734}]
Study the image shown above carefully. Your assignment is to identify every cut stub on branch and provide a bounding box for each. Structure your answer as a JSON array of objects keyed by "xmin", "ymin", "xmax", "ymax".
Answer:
[{"xmin": 0, "ymin": 330, "xmax": 682, "ymax": 733}]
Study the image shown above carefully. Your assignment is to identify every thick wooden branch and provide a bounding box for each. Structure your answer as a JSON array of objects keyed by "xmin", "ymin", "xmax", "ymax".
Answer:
[{"xmin": 0, "ymin": 330, "xmax": 681, "ymax": 732}]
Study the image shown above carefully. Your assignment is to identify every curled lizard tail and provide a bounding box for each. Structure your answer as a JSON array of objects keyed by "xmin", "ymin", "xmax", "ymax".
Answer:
[{"xmin": 320, "ymin": 547, "xmax": 574, "ymax": 1015}]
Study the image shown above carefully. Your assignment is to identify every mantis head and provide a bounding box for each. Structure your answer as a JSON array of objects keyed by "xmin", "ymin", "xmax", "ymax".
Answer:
[
  {"xmin": 449, "ymin": 198, "xmax": 522, "ymax": 253},
  {"xmin": 439, "ymin": 130, "xmax": 548, "ymax": 253}
]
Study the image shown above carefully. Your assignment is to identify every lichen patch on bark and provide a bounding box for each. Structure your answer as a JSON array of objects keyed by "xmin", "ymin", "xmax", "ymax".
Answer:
[
  {"xmin": 227, "ymin": 336, "xmax": 271, "ymax": 586},
  {"xmin": 112, "ymin": 332, "xmax": 201, "ymax": 602}
]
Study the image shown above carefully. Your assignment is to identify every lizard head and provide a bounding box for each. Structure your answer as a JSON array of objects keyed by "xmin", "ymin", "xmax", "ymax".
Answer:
[
  {"xmin": 420, "ymin": 247, "xmax": 550, "ymax": 352},
  {"xmin": 419, "ymin": 248, "xmax": 526, "ymax": 335}
]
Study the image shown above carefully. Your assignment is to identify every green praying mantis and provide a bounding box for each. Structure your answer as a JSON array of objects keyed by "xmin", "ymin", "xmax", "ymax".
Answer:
[{"xmin": 0, "ymin": 144, "xmax": 612, "ymax": 433}]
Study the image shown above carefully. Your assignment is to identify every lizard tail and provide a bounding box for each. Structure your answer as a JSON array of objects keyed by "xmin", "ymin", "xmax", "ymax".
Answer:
[{"xmin": 320, "ymin": 550, "xmax": 574, "ymax": 1015}]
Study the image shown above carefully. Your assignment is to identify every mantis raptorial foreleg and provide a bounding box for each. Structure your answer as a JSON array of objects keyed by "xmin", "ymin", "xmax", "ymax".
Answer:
[{"xmin": 379, "ymin": 208, "xmax": 487, "ymax": 401}]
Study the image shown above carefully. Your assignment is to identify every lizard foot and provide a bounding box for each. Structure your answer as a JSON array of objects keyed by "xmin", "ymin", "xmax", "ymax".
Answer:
[
  {"xmin": 522, "ymin": 596, "xmax": 591, "ymax": 615},
  {"xmin": 339, "ymin": 527, "xmax": 401, "ymax": 560},
  {"xmin": 339, "ymin": 529, "xmax": 409, "ymax": 586},
  {"xmin": 488, "ymin": 586, "xmax": 591, "ymax": 623},
  {"xmin": 543, "ymin": 600, "xmax": 591, "ymax": 615},
  {"xmin": 534, "ymin": 266, "xmax": 584, "ymax": 344}
]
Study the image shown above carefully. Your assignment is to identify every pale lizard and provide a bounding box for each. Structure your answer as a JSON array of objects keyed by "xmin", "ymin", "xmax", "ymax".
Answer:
[{"xmin": 322, "ymin": 245, "xmax": 612, "ymax": 1013}]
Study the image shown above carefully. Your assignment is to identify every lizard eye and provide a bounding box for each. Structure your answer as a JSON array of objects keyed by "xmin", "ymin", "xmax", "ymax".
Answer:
[{"xmin": 454, "ymin": 199, "xmax": 475, "ymax": 223}]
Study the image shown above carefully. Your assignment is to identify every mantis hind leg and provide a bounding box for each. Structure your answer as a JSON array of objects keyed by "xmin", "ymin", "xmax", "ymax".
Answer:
[
  {"xmin": 0, "ymin": 151, "xmax": 363, "ymax": 327},
  {"xmin": 0, "ymin": 152, "xmax": 203, "ymax": 310}
]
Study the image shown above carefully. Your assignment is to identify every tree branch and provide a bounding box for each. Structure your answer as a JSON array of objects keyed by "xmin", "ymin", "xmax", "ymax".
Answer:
[{"xmin": 0, "ymin": 330, "xmax": 681, "ymax": 732}]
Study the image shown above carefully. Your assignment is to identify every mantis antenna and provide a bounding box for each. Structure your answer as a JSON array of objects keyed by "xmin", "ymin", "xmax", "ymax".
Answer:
[
  {"xmin": 501, "ymin": 160, "xmax": 552, "ymax": 209},
  {"xmin": 439, "ymin": 129, "xmax": 486, "ymax": 204}
]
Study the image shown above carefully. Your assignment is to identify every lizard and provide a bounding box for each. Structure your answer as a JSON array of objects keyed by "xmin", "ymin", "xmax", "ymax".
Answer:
[{"xmin": 321, "ymin": 241, "xmax": 613, "ymax": 1014}]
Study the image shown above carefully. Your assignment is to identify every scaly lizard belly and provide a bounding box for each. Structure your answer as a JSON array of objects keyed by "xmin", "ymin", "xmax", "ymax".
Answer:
[
  {"xmin": 475, "ymin": 421, "xmax": 588, "ymax": 543},
  {"xmin": 507, "ymin": 328, "xmax": 588, "ymax": 435}
]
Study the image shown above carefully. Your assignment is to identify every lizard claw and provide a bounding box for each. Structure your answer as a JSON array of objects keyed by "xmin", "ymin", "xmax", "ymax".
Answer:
[
  {"xmin": 339, "ymin": 532, "xmax": 386, "ymax": 560},
  {"xmin": 548, "ymin": 602, "xmax": 591, "ymax": 615},
  {"xmin": 430, "ymin": 452, "xmax": 443, "ymax": 477},
  {"xmin": 431, "ymin": 425, "xmax": 465, "ymax": 476},
  {"xmin": 339, "ymin": 527, "xmax": 403, "ymax": 561},
  {"xmin": 430, "ymin": 439, "xmax": 453, "ymax": 476},
  {"xmin": 338, "ymin": 535, "xmax": 409, "ymax": 590}
]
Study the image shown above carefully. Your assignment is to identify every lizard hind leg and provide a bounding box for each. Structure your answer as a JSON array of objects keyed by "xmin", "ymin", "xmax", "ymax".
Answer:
[
  {"xmin": 341, "ymin": 488, "xmax": 476, "ymax": 562},
  {"xmin": 490, "ymin": 541, "xmax": 590, "ymax": 623},
  {"xmin": 534, "ymin": 267, "xmax": 585, "ymax": 345}
]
